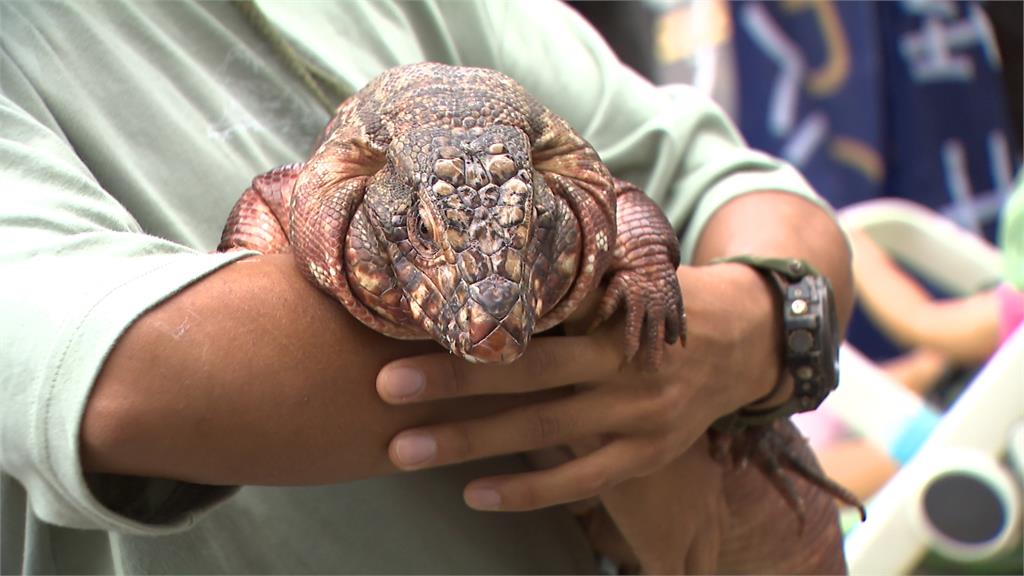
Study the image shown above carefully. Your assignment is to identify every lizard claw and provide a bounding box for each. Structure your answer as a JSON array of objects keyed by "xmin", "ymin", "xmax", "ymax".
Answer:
[
  {"xmin": 590, "ymin": 264, "xmax": 685, "ymax": 372},
  {"xmin": 710, "ymin": 420, "xmax": 866, "ymax": 531}
]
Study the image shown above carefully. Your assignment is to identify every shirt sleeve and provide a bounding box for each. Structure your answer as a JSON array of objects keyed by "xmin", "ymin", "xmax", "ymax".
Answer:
[
  {"xmin": 0, "ymin": 73, "xmax": 247, "ymax": 535},
  {"xmin": 455, "ymin": 0, "xmax": 834, "ymax": 262}
]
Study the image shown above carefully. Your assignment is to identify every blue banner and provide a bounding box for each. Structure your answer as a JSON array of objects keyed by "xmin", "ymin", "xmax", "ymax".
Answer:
[
  {"xmin": 734, "ymin": 0, "xmax": 1017, "ymax": 239},
  {"xmin": 734, "ymin": 0, "xmax": 1019, "ymax": 359}
]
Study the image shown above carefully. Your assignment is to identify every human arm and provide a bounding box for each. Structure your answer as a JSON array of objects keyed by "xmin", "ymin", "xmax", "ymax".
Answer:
[
  {"xmin": 86, "ymin": 252, "xmax": 468, "ymax": 486},
  {"xmin": 0, "ymin": 87, "xmax": 464, "ymax": 531},
  {"xmin": 849, "ymin": 229, "xmax": 1001, "ymax": 364},
  {"xmin": 0, "ymin": 2, "xmax": 577, "ymax": 533},
  {"xmin": 376, "ymin": 189, "xmax": 852, "ymax": 511},
  {"xmin": 597, "ymin": 190, "xmax": 854, "ymax": 574},
  {"xmin": 374, "ymin": 189, "xmax": 851, "ymax": 574}
]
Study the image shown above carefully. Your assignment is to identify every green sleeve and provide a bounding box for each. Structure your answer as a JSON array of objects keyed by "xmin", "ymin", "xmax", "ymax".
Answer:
[{"xmin": 0, "ymin": 12, "xmax": 253, "ymax": 534}]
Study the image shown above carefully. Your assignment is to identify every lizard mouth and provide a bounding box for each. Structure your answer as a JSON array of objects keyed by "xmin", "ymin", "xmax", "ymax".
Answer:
[{"xmin": 464, "ymin": 325, "xmax": 525, "ymax": 364}]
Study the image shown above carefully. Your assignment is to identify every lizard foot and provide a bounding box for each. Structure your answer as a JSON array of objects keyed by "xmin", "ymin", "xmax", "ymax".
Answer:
[
  {"xmin": 710, "ymin": 419, "xmax": 866, "ymax": 531},
  {"xmin": 589, "ymin": 262, "xmax": 686, "ymax": 372}
]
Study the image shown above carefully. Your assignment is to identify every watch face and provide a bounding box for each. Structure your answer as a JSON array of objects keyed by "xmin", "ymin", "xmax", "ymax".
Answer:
[{"xmin": 785, "ymin": 275, "xmax": 840, "ymax": 411}]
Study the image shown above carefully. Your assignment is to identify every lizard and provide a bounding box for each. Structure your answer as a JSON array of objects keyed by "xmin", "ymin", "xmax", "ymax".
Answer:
[
  {"xmin": 219, "ymin": 61, "xmax": 862, "ymax": 527},
  {"xmin": 219, "ymin": 62, "xmax": 684, "ymax": 369}
]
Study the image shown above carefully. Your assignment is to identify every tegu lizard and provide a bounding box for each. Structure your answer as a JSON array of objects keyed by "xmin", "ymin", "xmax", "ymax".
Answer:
[
  {"xmin": 220, "ymin": 62, "xmax": 684, "ymax": 368},
  {"xmin": 219, "ymin": 62, "xmax": 863, "ymax": 526}
]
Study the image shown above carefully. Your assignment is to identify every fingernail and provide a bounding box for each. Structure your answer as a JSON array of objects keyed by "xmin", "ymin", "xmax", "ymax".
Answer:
[
  {"xmin": 465, "ymin": 487, "xmax": 502, "ymax": 511},
  {"xmin": 379, "ymin": 366, "xmax": 425, "ymax": 401},
  {"xmin": 393, "ymin": 432, "xmax": 437, "ymax": 467}
]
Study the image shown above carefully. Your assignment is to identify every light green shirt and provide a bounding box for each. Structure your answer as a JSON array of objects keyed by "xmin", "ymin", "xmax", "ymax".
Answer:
[{"xmin": 0, "ymin": 1, "xmax": 823, "ymax": 573}]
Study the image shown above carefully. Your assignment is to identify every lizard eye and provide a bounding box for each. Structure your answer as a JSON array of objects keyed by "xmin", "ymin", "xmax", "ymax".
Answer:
[{"xmin": 408, "ymin": 203, "xmax": 439, "ymax": 257}]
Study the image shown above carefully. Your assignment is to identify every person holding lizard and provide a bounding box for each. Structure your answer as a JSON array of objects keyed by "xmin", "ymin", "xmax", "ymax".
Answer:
[{"xmin": 1, "ymin": 1, "xmax": 853, "ymax": 573}]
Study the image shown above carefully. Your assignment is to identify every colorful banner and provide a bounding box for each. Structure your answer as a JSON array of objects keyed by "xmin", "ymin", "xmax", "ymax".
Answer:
[
  {"xmin": 735, "ymin": 0, "xmax": 1017, "ymax": 239},
  {"xmin": 734, "ymin": 0, "xmax": 1019, "ymax": 358}
]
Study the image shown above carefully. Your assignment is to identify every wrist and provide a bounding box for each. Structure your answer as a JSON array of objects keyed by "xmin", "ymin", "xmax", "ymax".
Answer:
[
  {"xmin": 720, "ymin": 263, "xmax": 791, "ymax": 409},
  {"xmin": 675, "ymin": 263, "xmax": 786, "ymax": 416},
  {"xmin": 710, "ymin": 256, "xmax": 843, "ymax": 430}
]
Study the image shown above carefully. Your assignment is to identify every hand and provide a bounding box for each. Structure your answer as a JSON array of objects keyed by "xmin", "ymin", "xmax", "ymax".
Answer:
[
  {"xmin": 585, "ymin": 425, "xmax": 847, "ymax": 576},
  {"xmin": 580, "ymin": 435, "xmax": 730, "ymax": 575},
  {"xmin": 375, "ymin": 263, "xmax": 783, "ymax": 511},
  {"xmin": 716, "ymin": 420, "xmax": 847, "ymax": 574}
]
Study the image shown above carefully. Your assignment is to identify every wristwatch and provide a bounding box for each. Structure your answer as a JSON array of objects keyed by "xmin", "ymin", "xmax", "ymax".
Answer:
[{"xmin": 711, "ymin": 256, "xmax": 841, "ymax": 431}]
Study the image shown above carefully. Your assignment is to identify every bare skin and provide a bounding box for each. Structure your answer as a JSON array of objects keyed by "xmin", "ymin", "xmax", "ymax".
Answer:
[
  {"xmin": 849, "ymin": 228, "xmax": 1002, "ymax": 364},
  {"xmin": 377, "ymin": 190, "xmax": 854, "ymax": 573},
  {"xmin": 83, "ymin": 191, "xmax": 853, "ymax": 572},
  {"xmin": 814, "ymin": 438, "xmax": 899, "ymax": 502},
  {"xmin": 378, "ymin": 191, "xmax": 854, "ymax": 510}
]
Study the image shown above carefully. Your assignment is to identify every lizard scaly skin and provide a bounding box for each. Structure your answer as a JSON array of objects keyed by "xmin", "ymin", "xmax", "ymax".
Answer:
[
  {"xmin": 220, "ymin": 62, "xmax": 862, "ymax": 529},
  {"xmin": 220, "ymin": 62, "xmax": 683, "ymax": 367}
]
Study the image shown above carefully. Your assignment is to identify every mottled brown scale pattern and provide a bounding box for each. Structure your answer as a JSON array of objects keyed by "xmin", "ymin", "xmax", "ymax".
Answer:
[
  {"xmin": 220, "ymin": 164, "xmax": 301, "ymax": 253},
  {"xmin": 219, "ymin": 62, "xmax": 861, "ymax": 533},
  {"xmin": 588, "ymin": 181, "xmax": 685, "ymax": 367},
  {"xmin": 222, "ymin": 62, "xmax": 682, "ymax": 364}
]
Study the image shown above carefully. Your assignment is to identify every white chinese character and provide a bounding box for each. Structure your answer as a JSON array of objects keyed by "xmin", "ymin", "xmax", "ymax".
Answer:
[
  {"xmin": 899, "ymin": 1, "xmax": 1001, "ymax": 83},
  {"xmin": 941, "ymin": 131, "xmax": 1013, "ymax": 233}
]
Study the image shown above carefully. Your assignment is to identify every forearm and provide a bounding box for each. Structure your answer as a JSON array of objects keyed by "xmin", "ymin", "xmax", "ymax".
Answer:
[
  {"xmin": 583, "ymin": 192, "xmax": 852, "ymax": 574},
  {"xmin": 683, "ymin": 191, "xmax": 854, "ymax": 411},
  {"xmin": 885, "ymin": 292, "xmax": 1000, "ymax": 363},
  {"xmin": 701, "ymin": 193, "xmax": 852, "ymax": 573},
  {"xmin": 82, "ymin": 253, "xmax": 526, "ymax": 486},
  {"xmin": 693, "ymin": 191, "xmax": 853, "ymax": 323}
]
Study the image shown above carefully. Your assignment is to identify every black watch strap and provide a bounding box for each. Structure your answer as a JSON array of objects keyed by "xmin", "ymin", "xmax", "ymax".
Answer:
[{"xmin": 710, "ymin": 256, "xmax": 840, "ymax": 431}]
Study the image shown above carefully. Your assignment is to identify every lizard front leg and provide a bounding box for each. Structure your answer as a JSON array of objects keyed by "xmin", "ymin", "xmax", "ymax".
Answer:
[
  {"xmin": 219, "ymin": 160, "xmax": 396, "ymax": 338},
  {"xmin": 219, "ymin": 163, "xmax": 303, "ymax": 254},
  {"xmin": 590, "ymin": 180, "xmax": 686, "ymax": 370},
  {"xmin": 287, "ymin": 134, "xmax": 423, "ymax": 339}
]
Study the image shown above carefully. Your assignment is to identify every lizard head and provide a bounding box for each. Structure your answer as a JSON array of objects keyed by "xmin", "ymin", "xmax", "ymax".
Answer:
[{"xmin": 365, "ymin": 125, "xmax": 543, "ymax": 363}]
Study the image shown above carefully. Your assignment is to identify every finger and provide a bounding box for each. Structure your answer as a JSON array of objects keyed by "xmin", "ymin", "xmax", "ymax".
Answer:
[
  {"xmin": 376, "ymin": 332, "xmax": 623, "ymax": 403},
  {"xmin": 388, "ymin": 387, "xmax": 639, "ymax": 470},
  {"xmin": 461, "ymin": 438, "xmax": 650, "ymax": 511},
  {"xmin": 664, "ymin": 297, "xmax": 681, "ymax": 345}
]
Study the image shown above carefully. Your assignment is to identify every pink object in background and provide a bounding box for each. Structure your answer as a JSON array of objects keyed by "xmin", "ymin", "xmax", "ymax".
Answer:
[
  {"xmin": 792, "ymin": 406, "xmax": 850, "ymax": 451},
  {"xmin": 996, "ymin": 283, "xmax": 1024, "ymax": 346}
]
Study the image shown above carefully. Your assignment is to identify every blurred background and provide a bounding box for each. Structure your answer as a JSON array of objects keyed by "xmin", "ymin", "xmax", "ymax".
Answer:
[{"xmin": 568, "ymin": 1, "xmax": 1023, "ymax": 574}]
